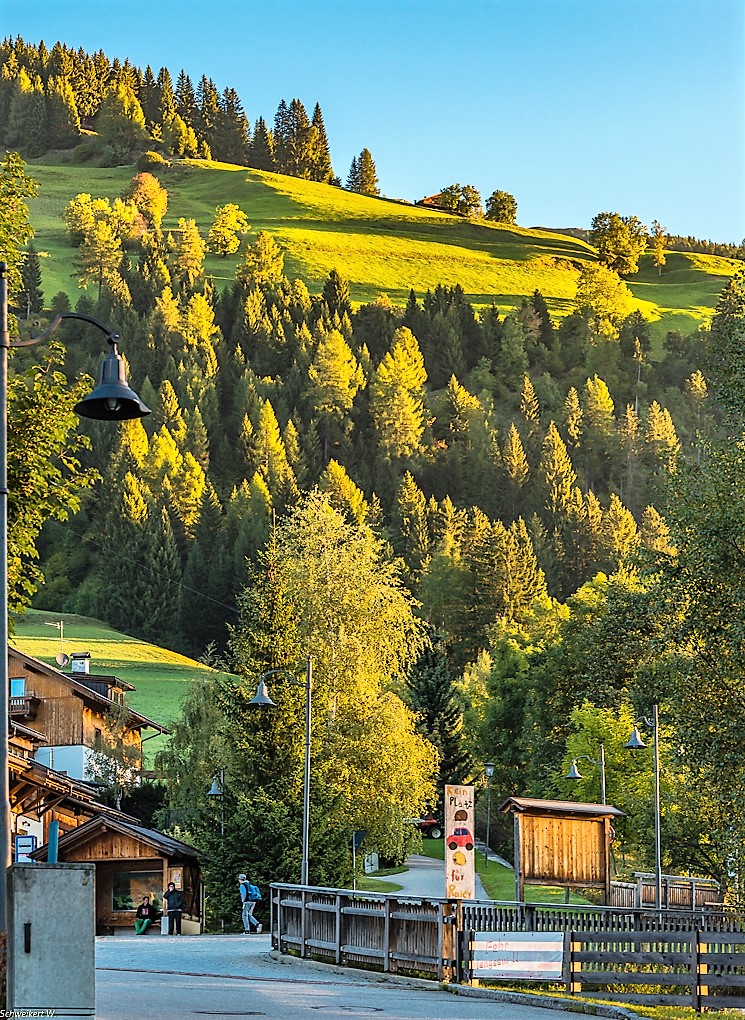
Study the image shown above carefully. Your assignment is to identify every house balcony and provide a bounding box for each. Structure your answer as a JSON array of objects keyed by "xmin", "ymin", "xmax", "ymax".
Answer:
[{"xmin": 9, "ymin": 694, "xmax": 41, "ymax": 721}]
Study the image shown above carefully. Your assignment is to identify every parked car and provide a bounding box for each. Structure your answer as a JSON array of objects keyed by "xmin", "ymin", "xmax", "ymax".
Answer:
[
  {"xmin": 413, "ymin": 815, "xmax": 443, "ymax": 839},
  {"xmin": 447, "ymin": 826, "xmax": 474, "ymax": 851}
]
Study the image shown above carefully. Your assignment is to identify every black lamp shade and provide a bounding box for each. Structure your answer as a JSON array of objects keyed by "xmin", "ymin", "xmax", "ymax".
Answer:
[
  {"xmin": 74, "ymin": 348, "xmax": 150, "ymax": 421},
  {"xmin": 625, "ymin": 725, "xmax": 647, "ymax": 750},
  {"xmin": 249, "ymin": 680, "xmax": 277, "ymax": 708}
]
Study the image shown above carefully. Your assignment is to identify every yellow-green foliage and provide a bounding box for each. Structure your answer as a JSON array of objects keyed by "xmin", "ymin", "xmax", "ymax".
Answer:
[{"xmin": 26, "ymin": 158, "xmax": 737, "ymax": 334}]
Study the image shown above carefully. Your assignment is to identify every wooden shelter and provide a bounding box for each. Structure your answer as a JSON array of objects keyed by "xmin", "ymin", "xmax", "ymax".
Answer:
[
  {"xmin": 32, "ymin": 815, "xmax": 204, "ymax": 935},
  {"xmin": 500, "ymin": 796, "xmax": 624, "ymax": 904}
]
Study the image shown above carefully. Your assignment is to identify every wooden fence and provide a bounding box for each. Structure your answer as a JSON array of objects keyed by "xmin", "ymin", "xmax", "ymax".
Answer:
[
  {"xmin": 270, "ymin": 885, "xmax": 457, "ymax": 980},
  {"xmin": 565, "ymin": 929, "xmax": 745, "ymax": 1010},
  {"xmin": 609, "ymin": 873, "xmax": 721, "ymax": 910},
  {"xmin": 271, "ymin": 883, "xmax": 745, "ymax": 1009}
]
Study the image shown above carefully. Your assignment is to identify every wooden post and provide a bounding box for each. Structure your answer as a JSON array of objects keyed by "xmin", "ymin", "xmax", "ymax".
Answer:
[
  {"xmin": 564, "ymin": 930, "xmax": 573, "ymax": 996},
  {"xmin": 334, "ymin": 893, "xmax": 342, "ymax": 965},
  {"xmin": 300, "ymin": 888, "xmax": 307, "ymax": 959},
  {"xmin": 513, "ymin": 814, "xmax": 523, "ymax": 902},
  {"xmin": 383, "ymin": 896, "xmax": 391, "ymax": 973}
]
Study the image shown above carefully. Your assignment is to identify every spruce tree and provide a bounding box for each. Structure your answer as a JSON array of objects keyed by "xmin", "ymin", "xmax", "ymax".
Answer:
[
  {"xmin": 310, "ymin": 102, "xmax": 334, "ymax": 183},
  {"xmin": 405, "ymin": 640, "xmax": 472, "ymax": 796},
  {"xmin": 248, "ymin": 116, "xmax": 276, "ymax": 171},
  {"xmin": 20, "ymin": 244, "xmax": 44, "ymax": 316}
]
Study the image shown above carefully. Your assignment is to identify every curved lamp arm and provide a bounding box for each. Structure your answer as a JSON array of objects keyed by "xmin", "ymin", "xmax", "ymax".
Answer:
[{"xmin": 8, "ymin": 310, "xmax": 120, "ymax": 351}]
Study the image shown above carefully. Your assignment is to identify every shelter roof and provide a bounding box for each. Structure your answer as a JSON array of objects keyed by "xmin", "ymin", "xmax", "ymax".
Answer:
[
  {"xmin": 31, "ymin": 813, "xmax": 199, "ymax": 862},
  {"xmin": 499, "ymin": 796, "xmax": 624, "ymax": 818}
]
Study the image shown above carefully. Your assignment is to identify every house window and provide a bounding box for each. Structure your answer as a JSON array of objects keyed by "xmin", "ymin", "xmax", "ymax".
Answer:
[
  {"xmin": 111, "ymin": 871, "xmax": 162, "ymax": 911},
  {"xmin": 9, "ymin": 677, "xmax": 25, "ymax": 697}
]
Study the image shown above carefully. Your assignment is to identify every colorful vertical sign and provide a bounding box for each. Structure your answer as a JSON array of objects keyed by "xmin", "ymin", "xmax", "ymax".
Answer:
[{"xmin": 444, "ymin": 783, "xmax": 475, "ymax": 898}]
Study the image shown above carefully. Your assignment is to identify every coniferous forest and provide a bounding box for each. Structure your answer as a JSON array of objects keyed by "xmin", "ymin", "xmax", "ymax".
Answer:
[{"xmin": 4, "ymin": 33, "xmax": 745, "ymax": 901}]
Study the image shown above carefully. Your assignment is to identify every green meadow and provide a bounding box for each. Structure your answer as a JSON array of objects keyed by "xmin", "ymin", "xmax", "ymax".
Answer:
[
  {"xmin": 11, "ymin": 608, "xmax": 227, "ymax": 759},
  {"xmin": 25, "ymin": 158, "xmax": 736, "ymax": 335}
]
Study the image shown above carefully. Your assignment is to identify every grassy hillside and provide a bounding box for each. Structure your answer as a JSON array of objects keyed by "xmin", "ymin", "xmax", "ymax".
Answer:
[
  {"xmin": 11, "ymin": 608, "xmax": 227, "ymax": 759},
  {"xmin": 26, "ymin": 158, "xmax": 737, "ymax": 335}
]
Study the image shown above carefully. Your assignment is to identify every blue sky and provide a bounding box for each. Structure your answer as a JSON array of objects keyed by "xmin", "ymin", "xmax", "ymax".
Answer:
[{"xmin": 6, "ymin": 0, "xmax": 745, "ymax": 241}]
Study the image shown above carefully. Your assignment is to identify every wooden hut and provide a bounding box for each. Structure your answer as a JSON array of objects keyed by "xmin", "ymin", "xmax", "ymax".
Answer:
[
  {"xmin": 32, "ymin": 815, "xmax": 204, "ymax": 935},
  {"xmin": 499, "ymin": 796, "xmax": 624, "ymax": 903}
]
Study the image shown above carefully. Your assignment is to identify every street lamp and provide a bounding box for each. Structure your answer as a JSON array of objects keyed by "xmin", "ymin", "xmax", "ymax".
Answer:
[
  {"xmin": 483, "ymin": 762, "xmax": 494, "ymax": 867},
  {"xmin": 625, "ymin": 704, "xmax": 662, "ymax": 912},
  {"xmin": 249, "ymin": 654, "xmax": 312, "ymax": 886},
  {"xmin": 0, "ymin": 261, "xmax": 150, "ymax": 930},
  {"xmin": 566, "ymin": 745, "xmax": 607, "ymax": 805},
  {"xmin": 207, "ymin": 768, "xmax": 225, "ymax": 838}
]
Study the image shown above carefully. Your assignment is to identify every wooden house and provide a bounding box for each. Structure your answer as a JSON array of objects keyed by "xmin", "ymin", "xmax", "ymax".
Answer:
[
  {"xmin": 8, "ymin": 646, "xmax": 166, "ymax": 784},
  {"xmin": 9, "ymin": 717, "xmax": 140, "ymax": 854},
  {"xmin": 32, "ymin": 815, "xmax": 204, "ymax": 935},
  {"xmin": 500, "ymin": 796, "xmax": 624, "ymax": 903}
]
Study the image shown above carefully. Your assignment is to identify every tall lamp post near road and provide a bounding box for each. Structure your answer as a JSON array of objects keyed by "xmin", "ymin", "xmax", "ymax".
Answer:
[
  {"xmin": 566, "ymin": 745, "xmax": 607, "ymax": 805},
  {"xmin": 0, "ymin": 261, "xmax": 150, "ymax": 929},
  {"xmin": 625, "ymin": 704, "xmax": 662, "ymax": 912},
  {"xmin": 483, "ymin": 762, "xmax": 494, "ymax": 866},
  {"xmin": 249, "ymin": 655, "xmax": 312, "ymax": 886}
]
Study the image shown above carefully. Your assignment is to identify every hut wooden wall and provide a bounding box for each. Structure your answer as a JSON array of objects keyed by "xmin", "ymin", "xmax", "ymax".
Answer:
[{"xmin": 519, "ymin": 814, "xmax": 608, "ymax": 888}]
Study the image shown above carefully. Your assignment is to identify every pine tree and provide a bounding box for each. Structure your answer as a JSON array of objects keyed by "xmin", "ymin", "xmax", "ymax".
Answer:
[
  {"xmin": 539, "ymin": 421, "xmax": 577, "ymax": 517},
  {"xmin": 356, "ymin": 148, "xmax": 379, "ymax": 196},
  {"xmin": 405, "ymin": 640, "xmax": 472, "ymax": 794},
  {"xmin": 20, "ymin": 244, "xmax": 44, "ymax": 316},
  {"xmin": 392, "ymin": 471, "xmax": 430, "ymax": 579},
  {"xmin": 346, "ymin": 155, "xmax": 359, "ymax": 191},
  {"xmin": 501, "ymin": 423, "xmax": 529, "ymax": 518},
  {"xmin": 248, "ymin": 116, "xmax": 276, "ymax": 171},
  {"xmin": 310, "ymin": 102, "xmax": 334, "ymax": 183}
]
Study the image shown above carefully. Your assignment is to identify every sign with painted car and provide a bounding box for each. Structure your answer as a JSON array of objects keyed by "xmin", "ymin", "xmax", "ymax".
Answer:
[
  {"xmin": 470, "ymin": 931, "xmax": 565, "ymax": 981},
  {"xmin": 444, "ymin": 783, "xmax": 475, "ymax": 898}
]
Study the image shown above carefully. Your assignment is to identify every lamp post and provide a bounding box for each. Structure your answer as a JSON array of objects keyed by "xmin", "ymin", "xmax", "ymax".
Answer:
[
  {"xmin": 566, "ymin": 745, "xmax": 607, "ymax": 805},
  {"xmin": 207, "ymin": 769, "xmax": 225, "ymax": 930},
  {"xmin": 0, "ymin": 261, "xmax": 150, "ymax": 931},
  {"xmin": 249, "ymin": 654, "xmax": 312, "ymax": 886},
  {"xmin": 483, "ymin": 762, "xmax": 494, "ymax": 866},
  {"xmin": 625, "ymin": 704, "xmax": 662, "ymax": 912}
]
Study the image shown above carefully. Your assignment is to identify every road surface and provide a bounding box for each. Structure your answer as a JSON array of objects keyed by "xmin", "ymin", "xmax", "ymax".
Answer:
[{"xmin": 95, "ymin": 935, "xmax": 580, "ymax": 1019}]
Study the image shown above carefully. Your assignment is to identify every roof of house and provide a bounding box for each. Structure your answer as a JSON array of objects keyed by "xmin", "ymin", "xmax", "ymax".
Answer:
[
  {"xmin": 10, "ymin": 752, "xmax": 140, "ymax": 824},
  {"xmin": 499, "ymin": 796, "xmax": 624, "ymax": 818},
  {"xmin": 9, "ymin": 646, "xmax": 169, "ymax": 734},
  {"xmin": 31, "ymin": 812, "xmax": 199, "ymax": 862}
]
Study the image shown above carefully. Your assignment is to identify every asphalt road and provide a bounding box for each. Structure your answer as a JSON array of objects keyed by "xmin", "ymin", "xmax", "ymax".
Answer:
[{"xmin": 95, "ymin": 935, "xmax": 574, "ymax": 1019}]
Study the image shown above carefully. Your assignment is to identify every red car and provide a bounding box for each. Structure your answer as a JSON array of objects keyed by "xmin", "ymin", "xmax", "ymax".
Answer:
[{"xmin": 447, "ymin": 827, "xmax": 474, "ymax": 851}]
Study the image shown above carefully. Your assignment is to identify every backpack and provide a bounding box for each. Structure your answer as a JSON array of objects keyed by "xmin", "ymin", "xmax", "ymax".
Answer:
[{"xmin": 242, "ymin": 881, "xmax": 261, "ymax": 902}]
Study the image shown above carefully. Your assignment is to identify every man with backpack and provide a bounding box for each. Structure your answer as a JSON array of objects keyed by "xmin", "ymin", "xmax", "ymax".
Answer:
[{"xmin": 238, "ymin": 873, "xmax": 262, "ymax": 934}]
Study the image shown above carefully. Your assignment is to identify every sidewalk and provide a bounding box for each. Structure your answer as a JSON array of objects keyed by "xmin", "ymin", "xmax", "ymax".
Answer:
[{"xmin": 393, "ymin": 852, "xmax": 490, "ymax": 899}]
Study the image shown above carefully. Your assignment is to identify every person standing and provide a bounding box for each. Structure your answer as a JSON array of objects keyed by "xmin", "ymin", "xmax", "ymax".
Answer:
[
  {"xmin": 133, "ymin": 895, "xmax": 159, "ymax": 935},
  {"xmin": 238, "ymin": 873, "xmax": 262, "ymax": 934},
  {"xmin": 163, "ymin": 881, "xmax": 185, "ymax": 935}
]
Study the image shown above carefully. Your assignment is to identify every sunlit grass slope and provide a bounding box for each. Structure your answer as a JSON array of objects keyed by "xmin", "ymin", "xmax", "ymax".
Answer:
[
  {"xmin": 26, "ymin": 158, "xmax": 736, "ymax": 332},
  {"xmin": 12, "ymin": 608, "xmax": 225, "ymax": 758}
]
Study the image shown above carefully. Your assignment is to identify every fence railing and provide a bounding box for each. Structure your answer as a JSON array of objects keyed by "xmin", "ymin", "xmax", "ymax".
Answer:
[
  {"xmin": 565, "ymin": 929, "xmax": 745, "ymax": 1010},
  {"xmin": 609, "ymin": 873, "xmax": 721, "ymax": 910},
  {"xmin": 271, "ymin": 883, "xmax": 745, "ymax": 1008},
  {"xmin": 270, "ymin": 884, "xmax": 457, "ymax": 980}
]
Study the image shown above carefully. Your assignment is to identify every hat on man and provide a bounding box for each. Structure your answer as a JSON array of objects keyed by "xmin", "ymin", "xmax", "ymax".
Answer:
[{"xmin": 238, "ymin": 873, "xmax": 247, "ymax": 881}]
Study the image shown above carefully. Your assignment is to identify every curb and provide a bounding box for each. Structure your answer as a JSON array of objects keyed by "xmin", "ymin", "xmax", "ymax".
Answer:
[{"xmin": 269, "ymin": 951, "xmax": 637, "ymax": 1017}]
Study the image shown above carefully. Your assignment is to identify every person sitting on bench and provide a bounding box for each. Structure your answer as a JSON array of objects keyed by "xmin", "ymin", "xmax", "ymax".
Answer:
[{"xmin": 134, "ymin": 895, "xmax": 159, "ymax": 934}]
